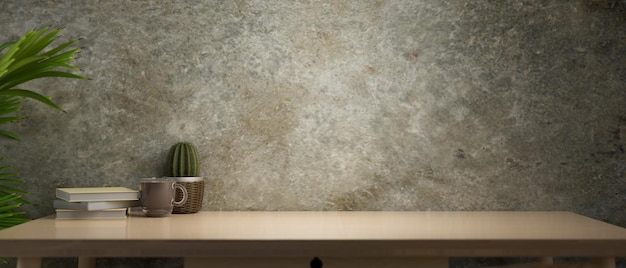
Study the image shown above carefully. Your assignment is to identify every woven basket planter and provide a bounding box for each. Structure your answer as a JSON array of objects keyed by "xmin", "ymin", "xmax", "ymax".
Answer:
[{"xmin": 171, "ymin": 177, "xmax": 204, "ymax": 214}]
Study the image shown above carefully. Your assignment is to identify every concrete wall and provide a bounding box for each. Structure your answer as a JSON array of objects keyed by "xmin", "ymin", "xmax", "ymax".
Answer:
[{"xmin": 1, "ymin": 1, "xmax": 624, "ymax": 267}]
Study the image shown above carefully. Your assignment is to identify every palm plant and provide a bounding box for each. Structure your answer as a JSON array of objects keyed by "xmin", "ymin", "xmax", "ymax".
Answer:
[{"xmin": 0, "ymin": 26, "xmax": 88, "ymax": 237}]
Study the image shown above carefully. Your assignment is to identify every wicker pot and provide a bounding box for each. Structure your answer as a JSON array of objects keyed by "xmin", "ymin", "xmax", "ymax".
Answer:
[{"xmin": 170, "ymin": 176, "xmax": 204, "ymax": 214}]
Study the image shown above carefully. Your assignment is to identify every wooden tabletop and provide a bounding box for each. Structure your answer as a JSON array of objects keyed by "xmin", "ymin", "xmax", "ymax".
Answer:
[{"xmin": 1, "ymin": 211, "xmax": 625, "ymax": 258}]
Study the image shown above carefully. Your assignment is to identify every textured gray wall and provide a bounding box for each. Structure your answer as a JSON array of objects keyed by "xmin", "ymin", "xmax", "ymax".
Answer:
[{"xmin": 0, "ymin": 0, "xmax": 625, "ymax": 267}]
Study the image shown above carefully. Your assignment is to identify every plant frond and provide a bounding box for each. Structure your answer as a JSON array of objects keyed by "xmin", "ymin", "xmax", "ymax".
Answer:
[
  {"xmin": 0, "ymin": 175, "xmax": 21, "ymax": 181},
  {"xmin": 0, "ymin": 115, "xmax": 25, "ymax": 124},
  {"xmin": 15, "ymin": 28, "xmax": 60, "ymax": 59},
  {"xmin": 0, "ymin": 202, "xmax": 21, "ymax": 213},
  {"xmin": 0, "ymin": 70, "xmax": 88, "ymax": 92},
  {"xmin": 0, "ymin": 104, "xmax": 23, "ymax": 115},
  {"xmin": 0, "ymin": 37, "xmax": 23, "ymax": 71},
  {"xmin": 0, "ymin": 160, "xmax": 31, "ymax": 208},
  {"xmin": 0, "ymin": 163, "xmax": 15, "ymax": 172},
  {"xmin": 42, "ymin": 38, "xmax": 79, "ymax": 58},
  {"xmin": 0, "ymin": 95, "xmax": 23, "ymax": 106},
  {"xmin": 0, "ymin": 130, "xmax": 21, "ymax": 140},
  {"xmin": 0, "ymin": 95, "xmax": 24, "ymax": 140},
  {"xmin": 0, "ymin": 41, "xmax": 16, "ymax": 53},
  {"xmin": 0, "ymin": 183, "xmax": 28, "ymax": 193},
  {"xmin": 0, "ymin": 88, "xmax": 64, "ymax": 111},
  {"xmin": 5, "ymin": 55, "xmax": 48, "ymax": 73},
  {"xmin": 11, "ymin": 27, "xmax": 52, "ymax": 60}
]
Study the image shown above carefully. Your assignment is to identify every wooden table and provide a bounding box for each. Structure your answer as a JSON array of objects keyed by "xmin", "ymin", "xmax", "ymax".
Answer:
[{"xmin": 0, "ymin": 211, "xmax": 625, "ymax": 268}]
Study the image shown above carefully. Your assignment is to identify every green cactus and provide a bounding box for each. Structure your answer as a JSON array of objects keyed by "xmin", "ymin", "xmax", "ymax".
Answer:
[{"xmin": 167, "ymin": 142, "xmax": 200, "ymax": 177}]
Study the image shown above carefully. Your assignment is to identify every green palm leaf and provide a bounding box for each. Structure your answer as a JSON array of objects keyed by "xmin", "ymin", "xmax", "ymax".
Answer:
[
  {"xmin": 13, "ymin": 27, "xmax": 60, "ymax": 59},
  {"xmin": 0, "ymin": 41, "xmax": 15, "ymax": 53},
  {"xmin": 0, "ymin": 89, "xmax": 64, "ymax": 112},
  {"xmin": 0, "ymin": 71, "xmax": 86, "ymax": 92},
  {"xmin": 0, "ymin": 27, "xmax": 88, "ymax": 112}
]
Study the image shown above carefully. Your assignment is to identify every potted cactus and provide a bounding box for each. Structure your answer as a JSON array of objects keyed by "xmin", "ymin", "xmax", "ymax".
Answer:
[{"xmin": 166, "ymin": 142, "xmax": 204, "ymax": 214}]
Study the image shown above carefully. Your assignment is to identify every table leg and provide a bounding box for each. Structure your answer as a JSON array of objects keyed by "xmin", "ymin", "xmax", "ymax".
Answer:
[
  {"xmin": 78, "ymin": 257, "xmax": 96, "ymax": 268},
  {"xmin": 537, "ymin": 257, "xmax": 553, "ymax": 265},
  {"xmin": 16, "ymin": 257, "xmax": 41, "ymax": 268},
  {"xmin": 591, "ymin": 257, "xmax": 615, "ymax": 268}
]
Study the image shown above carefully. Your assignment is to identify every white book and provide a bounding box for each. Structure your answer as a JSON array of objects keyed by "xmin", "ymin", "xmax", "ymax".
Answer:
[
  {"xmin": 55, "ymin": 208, "xmax": 128, "ymax": 219},
  {"xmin": 53, "ymin": 199, "xmax": 140, "ymax": 211},
  {"xmin": 56, "ymin": 187, "xmax": 139, "ymax": 202}
]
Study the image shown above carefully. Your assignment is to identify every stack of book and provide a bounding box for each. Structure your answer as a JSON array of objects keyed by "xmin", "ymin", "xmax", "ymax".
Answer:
[{"xmin": 54, "ymin": 187, "xmax": 140, "ymax": 219}]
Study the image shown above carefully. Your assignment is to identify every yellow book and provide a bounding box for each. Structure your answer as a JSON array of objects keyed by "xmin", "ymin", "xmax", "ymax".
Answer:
[{"xmin": 56, "ymin": 187, "xmax": 139, "ymax": 202}]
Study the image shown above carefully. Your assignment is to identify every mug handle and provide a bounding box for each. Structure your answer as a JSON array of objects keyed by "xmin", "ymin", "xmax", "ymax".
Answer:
[{"xmin": 173, "ymin": 183, "xmax": 188, "ymax": 206}]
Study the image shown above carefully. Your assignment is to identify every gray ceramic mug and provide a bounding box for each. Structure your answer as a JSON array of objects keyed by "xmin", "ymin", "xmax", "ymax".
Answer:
[{"xmin": 140, "ymin": 177, "xmax": 188, "ymax": 217}]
